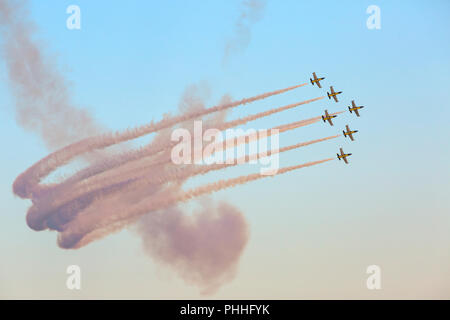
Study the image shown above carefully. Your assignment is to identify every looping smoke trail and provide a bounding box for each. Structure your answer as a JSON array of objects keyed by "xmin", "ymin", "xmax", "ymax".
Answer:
[
  {"xmin": 15, "ymin": 99, "xmax": 338, "ymax": 238},
  {"xmin": 41, "ymin": 134, "xmax": 340, "ymax": 222},
  {"xmin": 12, "ymin": 82, "xmax": 308, "ymax": 199},
  {"xmin": 62, "ymin": 157, "xmax": 335, "ymax": 251},
  {"xmin": 13, "ymin": 98, "xmax": 323, "ymax": 210},
  {"xmin": 18, "ymin": 110, "xmax": 333, "ymax": 236},
  {"xmin": 34, "ymin": 95, "xmax": 325, "ymax": 200}
]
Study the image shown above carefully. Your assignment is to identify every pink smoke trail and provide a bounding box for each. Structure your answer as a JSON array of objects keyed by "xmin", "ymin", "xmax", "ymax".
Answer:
[
  {"xmin": 39, "ymin": 95, "xmax": 325, "ymax": 197},
  {"xmin": 0, "ymin": 0, "xmax": 105, "ymax": 151},
  {"xmin": 57, "ymin": 158, "xmax": 335, "ymax": 249},
  {"xmin": 13, "ymin": 82, "xmax": 308, "ymax": 199},
  {"xmin": 45, "ymin": 135, "xmax": 340, "ymax": 214}
]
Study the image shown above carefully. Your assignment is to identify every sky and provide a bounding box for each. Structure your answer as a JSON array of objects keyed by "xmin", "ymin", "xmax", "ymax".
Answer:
[{"xmin": 0, "ymin": 0, "xmax": 449, "ymax": 299}]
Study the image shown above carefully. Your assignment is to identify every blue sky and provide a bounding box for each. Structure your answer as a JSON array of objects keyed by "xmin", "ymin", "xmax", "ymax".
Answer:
[{"xmin": 0, "ymin": 0, "xmax": 449, "ymax": 298}]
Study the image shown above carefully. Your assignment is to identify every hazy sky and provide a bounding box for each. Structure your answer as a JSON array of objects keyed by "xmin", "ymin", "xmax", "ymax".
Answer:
[{"xmin": 0, "ymin": 0, "xmax": 449, "ymax": 299}]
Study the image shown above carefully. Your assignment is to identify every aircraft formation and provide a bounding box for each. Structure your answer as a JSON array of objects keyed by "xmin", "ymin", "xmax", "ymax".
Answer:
[{"xmin": 310, "ymin": 72, "xmax": 365, "ymax": 164}]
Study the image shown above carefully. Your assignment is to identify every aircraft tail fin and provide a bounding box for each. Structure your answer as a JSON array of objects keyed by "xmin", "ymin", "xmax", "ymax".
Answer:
[
  {"xmin": 327, "ymin": 92, "xmax": 330, "ymax": 99},
  {"xmin": 348, "ymin": 106, "xmax": 352, "ymax": 113},
  {"xmin": 343, "ymin": 130, "xmax": 346, "ymax": 136},
  {"xmin": 337, "ymin": 154, "xmax": 341, "ymax": 160},
  {"xmin": 310, "ymin": 78, "xmax": 314, "ymax": 85}
]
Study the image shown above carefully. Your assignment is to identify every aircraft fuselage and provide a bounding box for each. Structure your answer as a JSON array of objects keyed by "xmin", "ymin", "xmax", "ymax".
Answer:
[
  {"xmin": 338, "ymin": 153, "xmax": 351, "ymax": 159},
  {"xmin": 322, "ymin": 115, "xmax": 336, "ymax": 121}
]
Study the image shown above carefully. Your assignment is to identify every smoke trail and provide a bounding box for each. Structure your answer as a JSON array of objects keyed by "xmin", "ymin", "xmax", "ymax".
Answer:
[
  {"xmin": 69, "ymin": 96, "xmax": 324, "ymax": 191},
  {"xmin": 202, "ymin": 112, "xmax": 342, "ymax": 159},
  {"xmin": 13, "ymin": 82, "xmax": 307, "ymax": 199},
  {"xmin": 218, "ymin": 96, "xmax": 325, "ymax": 131},
  {"xmin": 45, "ymin": 134, "xmax": 340, "ymax": 214},
  {"xmin": 153, "ymin": 135, "xmax": 340, "ymax": 184},
  {"xmin": 67, "ymin": 95, "xmax": 325, "ymax": 186},
  {"xmin": 21, "ymin": 110, "xmax": 336, "ymax": 236},
  {"xmin": 275, "ymin": 110, "xmax": 344, "ymax": 133},
  {"xmin": 16, "ymin": 108, "xmax": 339, "ymax": 236},
  {"xmin": 57, "ymin": 158, "xmax": 334, "ymax": 250},
  {"xmin": 90, "ymin": 110, "xmax": 328, "ymax": 176},
  {"xmin": 183, "ymin": 158, "xmax": 334, "ymax": 201},
  {"xmin": 224, "ymin": 0, "xmax": 267, "ymax": 63},
  {"xmin": 73, "ymin": 96, "xmax": 325, "ymax": 186},
  {"xmin": 12, "ymin": 91, "xmax": 317, "ymax": 205},
  {"xmin": 43, "ymin": 102, "xmax": 330, "ymax": 216},
  {"xmin": 0, "ymin": 0, "xmax": 104, "ymax": 150},
  {"xmin": 27, "ymin": 117, "xmax": 334, "ymax": 247}
]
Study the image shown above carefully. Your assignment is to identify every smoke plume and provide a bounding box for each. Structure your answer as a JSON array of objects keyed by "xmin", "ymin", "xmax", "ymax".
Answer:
[
  {"xmin": 0, "ymin": 0, "xmax": 104, "ymax": 150},
  {"xmin": 136, "ymin": 200, "xmax": 250, "ymax": 295},
  {"xmin": 224, "ymin": 0, "xmax": 267, "ymax": 63}
]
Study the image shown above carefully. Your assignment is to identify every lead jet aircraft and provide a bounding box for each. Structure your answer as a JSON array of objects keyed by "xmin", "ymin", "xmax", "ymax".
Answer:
[
  {"xmin": 348, "ymin": 100, "xmax": 364, "ymax": 117},
  {"xmin": 310, "ymin": 72, "xmax": 325, "ymax": 88},
  {"xmin": 327, "ymin": 86, "xmax": 342, "ymax": 102},
  {"xmin": 337, "ymin": 147, "xmax": 352, "ymax": 164},
  {"xmin": 322, "ymin": 109, "xmax": 337, "ymax": 126},
  {"xmin": 343, "ymin": 125, "xmax": 358, "ymax": 141}
]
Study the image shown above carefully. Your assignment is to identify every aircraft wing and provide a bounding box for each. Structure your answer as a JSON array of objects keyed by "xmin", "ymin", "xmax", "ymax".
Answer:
[
  {"xmin": 348, "ymin": 132, "xmax": 354, "ymax": 141},
  {"xmin": 339, "ymin": 148, "xmax": 344, "ymax": 155},
  {"xmin": 354, "ymin": 109, "xmax": 360, "ymax": 117},
  {"xmin": 343, "ymin": 157, "xmax": 349, "ymax": 164},
  {"xmin": 333, "ymin": 95, "xmax": 339, "ymax": 103},
  {"xmin": 346, "ymin": 125, "xmax": 350, "ymax": 132},
  {"xmin": 313, "ymin": 72, "xmax": 322, "ymax": 88},
  {"xmin": 330, "ymin": 86, "xmax": 335, "ymax": 94},
  {"xmin": 352, "ymin": 100, "xmax": 356, "ymax": 108},
  {"xmin": 327, "ymin": 117, "xmax": 334, "ymax": 126}
]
